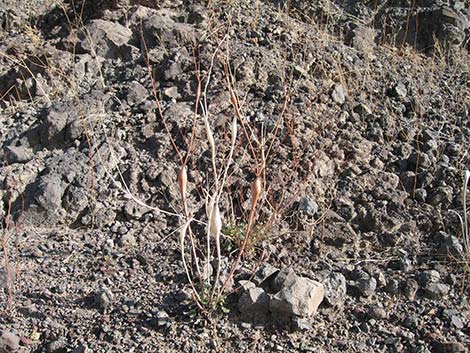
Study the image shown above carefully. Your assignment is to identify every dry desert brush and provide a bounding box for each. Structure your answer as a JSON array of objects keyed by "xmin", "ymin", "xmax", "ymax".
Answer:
[{"xmin": 99, "ymin": 30, "xmax": 291, "ymax": 313}]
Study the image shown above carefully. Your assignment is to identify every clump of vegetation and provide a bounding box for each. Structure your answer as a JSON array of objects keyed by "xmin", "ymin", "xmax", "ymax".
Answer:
[{"xmin": 223, "ymin": 222, "xmax": 267, "ymax": 255}]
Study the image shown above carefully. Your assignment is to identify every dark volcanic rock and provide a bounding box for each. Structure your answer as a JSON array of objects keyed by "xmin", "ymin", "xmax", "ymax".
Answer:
[
  {"xmin": 4, "ymin": 145, "xmax": 34, "ymax": 163},
  {"xmin": 0, "ymin": 0, "xmax": 469, "ymax": 351},
  {"xmin": 76, "ymin": 19, "xmax": 134, "ymax": 59}
]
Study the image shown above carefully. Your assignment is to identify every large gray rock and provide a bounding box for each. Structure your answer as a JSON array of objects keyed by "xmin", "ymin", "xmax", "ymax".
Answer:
[
  {"xmin": 377, "ymin": 3, "xmax": 470, "ymax": 51},
  {"xmin": 77, "ymin": 19, "xmax": 133, "ymax": 59},
  {"xmin": 4, "ymin": 145, "xmax": 34, "ymax": 164},
  {"xmin": 35, "ymin": 174, "xmax": 65, "ymax": 212},
  {"xmin": 136, "ymin": 9, "xmax": 195, "ymax": 49},
  {"xmin": 17, "ymin": 143, "xmax": 114, "ymax": 227},
  {"xmin": 41, "ymin": 92, "xmax": 110, "ymax": 147},
  {"xmin": 270, "ymin": 269, "xmax": 324, "ymax": 318}
]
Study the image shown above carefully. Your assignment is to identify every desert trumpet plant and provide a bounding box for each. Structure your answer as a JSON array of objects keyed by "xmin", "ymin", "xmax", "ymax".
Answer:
[
  {"xmin": 177, "ymin": 111, "xmax": 238, "ymax": 309},
  {"xmin": 176, "ymin": 36, "xmax": 239, "ymax": 307},
  {"xmin": 101, "ymin": 31, "xmax": 277, "ymax": 312}
]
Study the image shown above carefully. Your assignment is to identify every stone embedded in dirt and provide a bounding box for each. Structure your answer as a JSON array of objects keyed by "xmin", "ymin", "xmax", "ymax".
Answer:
[
  {"xmin": 428, "ymin": 186, "xmax": 454, "ymax": 207},
  {"xmin": 42, "ymin": 106, "xmax": 68, "ymax": 145},
  {"xmin": 311, "ymin": 151, "xmax": 335, "ymax": 178},
  {"xmin": 442, "ymin": 309, "xmax": 465, "ymax": 329},
  {"xmin": 417, "ymin": 270, "xmax": 441, "ymax": 287},
  {"xmin": 402, "ymin": 314, "xmax": 419, "ymax": 329},
  {"xmin": 450, "ymin": 315, "xmax": 464, "ymax": 329},
  {"xmin": 118, "ymin": 232, "xmax": 137, "ymax": 247},
  {"xmin": 41, "ymin": 93, "xmax": 110, "ymax": 147},
  {"xmin": 385, "ymin": 278, "xmax": 400, "ymax": 294},
  {"xmin": 423, "ymin": 283, "xmax": 450, "ymax": 300},
  {"xmin": 93, "ymin": 207, "xmax": 117, "ymax": 228},
  {"xmin": 0, "ymin": 330, "xmax": 20, "ymax": 353},
  {"xmin": 94, "ymin": 285, "xmax": 114, "ymax": 310},
  {"xmin": 34, "ymin": 174, "xmax": 66, "ymax": 213},
  {"xmin": 269, "ymin": 269, "xmax": 324, "ymax": 318},
  {"xmin": 138, "ymin": 9, "xmax": 195, "ymax": 50},
  {"xmin": 407, "ymin": 151, "xmax": 432, "ymax": 171},
  {"xmin": 321, "ymin": 271, "xmax": 347, "ymax": 307},
  {"xmin": 298, "ymin": 197, "xmax": 319, "ymax": 217},
  {"xmin": 446, "ymin": 142, "xmax": 461, "ymax": 157},
  {"xmin": 4, "ymin": 145, "xmax": 34, "ymax": 164},
  {"xmin": 331, "ymin": 84, "xmax": 346, "ymax": 105},
  {"xmin": 367, "ymin": 306, "xmax": 387, "ymax": 320},
  {"xmin": 126, "ymin": 81, "xmax": 148, "ymax": 106},
  {"xmin": 348, "ymin": 270, "xmax": 377, "ymax": 297},
  {"xmin": 353, "ymin": 103, "xmax": 372, "ymax": 117},
  {"xmin": 372, "ymin": 3, "xmax": 470, "ymax": 50},
  {"xmin": 71, "ymin": 345, "xmax": 87, "ymax": 353},
  {"xmin": 163, "ymin": 86, "xmax": 180, "ymax": 99},
  {"xmin": 154, "ymin": 310, "xmax": 171, "ymax": 328},
  {"xmin": 414, "ymin": 188, "xmax": 427, "ymax": 202},
  {"xmin": 238, "ymin": 287, "xmax": 270, "ymax": 321},
  {"xmin": 77, "ymin": 19, "xmax": 133, "ymax": 59},
  {"xmin": 123, "ymin": 200, "xmax": 148, "ymax": 220},
  {"xmin": 62, "ymin": 184, "xmax": 88, "ymax": 221},
  {"xmin": 47, "ymin": 338, "xmax": 67, "ymax": 353},
  {"xmin": 393, "ymin": 83, "xmax": 407, "ymax": 99}
]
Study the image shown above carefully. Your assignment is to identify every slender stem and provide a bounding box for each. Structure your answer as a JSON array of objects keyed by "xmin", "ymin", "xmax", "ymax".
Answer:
[{"xmin": 141, "ymin": 29, "xmax": 183, "ymax": 164}]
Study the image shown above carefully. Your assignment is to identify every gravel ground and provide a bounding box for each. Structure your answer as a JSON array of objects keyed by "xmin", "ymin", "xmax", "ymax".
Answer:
[{"xmin": 0, "ymin": 0, "xmax": 469, "ymax": 352}]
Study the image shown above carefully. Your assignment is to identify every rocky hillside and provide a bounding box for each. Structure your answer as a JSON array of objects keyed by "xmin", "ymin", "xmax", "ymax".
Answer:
[{"xmin": 0, "ymin": 0, "xmax": 469, "ymax": 352}]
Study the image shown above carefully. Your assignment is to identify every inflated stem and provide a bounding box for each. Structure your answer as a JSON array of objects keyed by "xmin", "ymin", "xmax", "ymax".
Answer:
[
  {"xmin": 178, "ymin": 165, "xmax": 190, "ymax": 218},
  {"xmin": 210, "ymin": 201, "xmax": 222, "ymax": 298},
  {"xmin": 178, "ymin": 166, "xmax": 188, "ymax": 202},
  {"xmin": 178, "ymin": 165, "xmax": 202, "ymax": 280},
  {"xmin": 251, "ymin": 177, "xmax": 262, "ymax": 210},
  {"xmin": 210, "ymin": 202, "xmax": 222, "ymax": 243}
]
